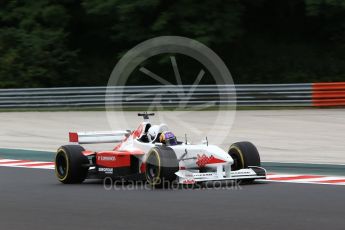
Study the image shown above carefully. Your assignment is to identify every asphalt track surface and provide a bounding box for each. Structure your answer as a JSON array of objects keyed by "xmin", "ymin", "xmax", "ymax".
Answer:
[
  {"xmin": 1, "ymin": 109, "xmax": 344, "ymax": 230},
  {"xmin": 1, "ymin": 167, "xmax": 344, "ymax": 230},
  {"xmin": 1, "ymin": 109, "xmax": 345, "ymax": 164}
]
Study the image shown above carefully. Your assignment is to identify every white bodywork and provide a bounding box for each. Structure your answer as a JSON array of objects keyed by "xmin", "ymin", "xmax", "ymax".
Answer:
[{"xmin": 70, "ymin": 119, "xmax": 266, "ymax": 184}]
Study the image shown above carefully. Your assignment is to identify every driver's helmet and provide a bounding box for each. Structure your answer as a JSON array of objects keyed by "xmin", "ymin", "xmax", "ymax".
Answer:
[
  {"xmin": 147, "ymin": 125, "xmax": 160, "ymax": 142},
  {"xmin": 159, "ymin": 131, "xmax": 178, "ymax": 146}
]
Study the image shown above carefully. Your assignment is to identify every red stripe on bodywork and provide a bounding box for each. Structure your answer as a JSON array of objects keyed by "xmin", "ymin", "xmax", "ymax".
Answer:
[
  {"xmin": 96, "ymin": 151, "xmax": 131, "ymax": 168},
  {"xmin": 82, "ymin": 150, "xmax": 95, "ymax": 156},
  {"xmin": 196, "ymin": 154, "xmax": 226, "ymax": 167},
  {"xmin": 132, "ymin": 123, "xmax": 144, "ymax": 138}
]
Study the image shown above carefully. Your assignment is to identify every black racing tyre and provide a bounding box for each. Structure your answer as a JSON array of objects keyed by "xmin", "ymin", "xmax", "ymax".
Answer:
[
  {"xmin": 55, "ymin": 145, "xmax": 89, "ymax": 184},
  {"xmin": 228, "ymin": 141, "xmax": 261, "ymax": 171},
  {"xmin": 145, "ymin": 146, "xmax": 179, "ymax": 188}
]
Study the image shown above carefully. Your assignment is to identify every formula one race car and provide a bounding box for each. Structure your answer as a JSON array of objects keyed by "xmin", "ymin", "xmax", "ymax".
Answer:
[{"xmin": 55, "ymin": 113, "xmax": 266, "ymax": 187}]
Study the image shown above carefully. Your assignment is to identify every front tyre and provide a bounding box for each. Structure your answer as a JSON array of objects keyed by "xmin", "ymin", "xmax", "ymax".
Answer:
[
  {"xmin": 55, "ymin": 145, "xmax": 89, "ymax": 184},
  {"xmin": 228, "ymin": 142, "xmax": 261, "ymax": 184},
  {"xmin": 228, "ymin": 141, "xmax": 261, "ymax": 170},
  {"xmin": 145, "ymin": 146, "xmax": 179, "ymax": 188}
]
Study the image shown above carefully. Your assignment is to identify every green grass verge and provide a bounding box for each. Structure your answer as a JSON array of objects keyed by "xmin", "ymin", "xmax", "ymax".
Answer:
[
  {"xmin": 0, "ymin": 148, "xmax": 55, "ymax": 162},
  {"xmin": 263, "ymin": 162, "xmax": 345, "ymax": 176}
]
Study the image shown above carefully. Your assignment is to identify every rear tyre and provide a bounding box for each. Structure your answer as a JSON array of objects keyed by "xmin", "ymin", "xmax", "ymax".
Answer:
[
  {"xmin": 145, "ymin": 146, "xmax": 179, "ymax": 188},
  {"xmin": 228, "ymin": 142, "xmax": 261, "ymax": 184},
  {"xmin": 55, "ymin": 145, "xmax": 89, "ymax": 184}
]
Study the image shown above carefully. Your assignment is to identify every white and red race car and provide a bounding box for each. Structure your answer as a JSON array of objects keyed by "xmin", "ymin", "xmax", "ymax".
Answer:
[{"xmin": 55, "ymin": 113, "xmax": 266, "ymax": 187}]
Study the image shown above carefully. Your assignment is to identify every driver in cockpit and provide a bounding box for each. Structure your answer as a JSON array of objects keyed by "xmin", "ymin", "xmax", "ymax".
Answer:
[{"xmin": 159, "ymin": 131, "xmax": 178, "ymax": 146}]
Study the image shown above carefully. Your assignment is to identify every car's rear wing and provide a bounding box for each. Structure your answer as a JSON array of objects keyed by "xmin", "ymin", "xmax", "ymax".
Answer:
[{"xmin": 69, "ymin": 131, "xmax": 130, "ymax": 144}]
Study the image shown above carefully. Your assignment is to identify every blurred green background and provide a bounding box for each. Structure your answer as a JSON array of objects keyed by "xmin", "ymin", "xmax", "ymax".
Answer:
[{"xmin": 0, "ymin": 0, "xmax": 344, "ymax": 88}]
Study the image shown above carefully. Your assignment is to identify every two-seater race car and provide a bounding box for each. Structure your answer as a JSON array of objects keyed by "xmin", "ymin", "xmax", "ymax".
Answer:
[{"xmin": 55, "ymin": 113, "xmax": 266, "ymax": 187}]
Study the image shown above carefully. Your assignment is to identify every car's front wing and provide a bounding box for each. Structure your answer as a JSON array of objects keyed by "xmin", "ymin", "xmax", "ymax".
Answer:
[{"xmin": 175, "ymin": 166, "xmax": 266, "ymax": 184}]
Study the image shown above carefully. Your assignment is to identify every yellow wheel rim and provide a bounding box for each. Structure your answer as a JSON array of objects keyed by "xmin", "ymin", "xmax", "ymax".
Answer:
[{"xmin": 55, "ymin": 148, "xmax": 70, "ymax": 182}]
